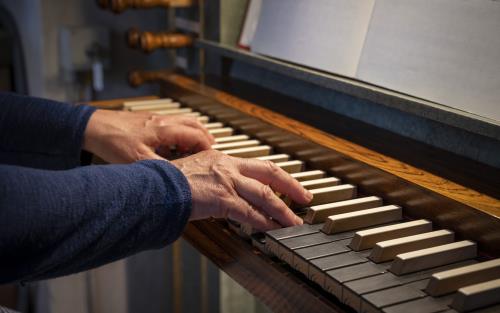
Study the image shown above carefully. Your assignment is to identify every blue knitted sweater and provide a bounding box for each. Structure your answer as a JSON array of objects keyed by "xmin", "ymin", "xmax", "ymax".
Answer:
[{"xmin": 0, "ymin": 92, "xmax": 192, "ymax": 284}]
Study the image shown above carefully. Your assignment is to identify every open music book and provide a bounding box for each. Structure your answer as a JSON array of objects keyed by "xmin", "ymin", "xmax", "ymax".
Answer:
[{"xmin": 251, "ymin": 0, "xmax": 500, "ymax": 122}]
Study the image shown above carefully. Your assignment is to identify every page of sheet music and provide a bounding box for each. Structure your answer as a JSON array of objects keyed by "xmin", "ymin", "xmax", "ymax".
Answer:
[
  {"xmin": 357, "ymin": 0, "xmax": 500, "ymax": 122},
  {"xmin": 251, "ymin": 0, "xmax": 375, "ymax": 77}
]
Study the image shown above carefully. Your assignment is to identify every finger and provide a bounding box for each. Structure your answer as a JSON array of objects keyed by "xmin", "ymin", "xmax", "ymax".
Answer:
[
  {"xmin": 179, "ymin": 117, "xmax": 215, "ymax": 144},
  {"xmin": 138, "ymin": 146, "xmax": 164, "ymax": 160},
  {"xmin": 238, "ymin": 159, "xmax": 313, "ymax": 205},
  {"xmin": 172, "ymin": 116, "xmax": 215, "ymax": 145},
  {"xmin": 158, "ymin": 126, "xmax": 212, "ymax": 153},
  {"xmin": 225, "ymin": 197, "xmax": 281, "ymax": 232},
  {"xmin": 234, "ymin": 175, "xmax": 302, "ymax": 227},
  {"xmin": 155, "ymin": 115, "xmax": 215, "ymax": 145}
]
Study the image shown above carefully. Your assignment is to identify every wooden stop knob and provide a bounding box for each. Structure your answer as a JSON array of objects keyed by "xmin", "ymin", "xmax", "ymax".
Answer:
[
  {"xmin": 127, "ymin": 28, "xmax": 141, "ymax": 48},
  {"xmin": 110, "ymin": 0, "xmax": 193, "ymax": 13},
  {"xmin": 128, "ymin": 70, "xmax": 170, "ymax": 87},
  {"xmin": 140, "ymin": 32, "xmax": 193, "ymax": 53}
]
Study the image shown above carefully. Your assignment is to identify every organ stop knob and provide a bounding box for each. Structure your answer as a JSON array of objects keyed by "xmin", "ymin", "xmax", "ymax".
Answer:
[
  {"xmin": 140, "ymin": 31, "xmax": 193, "ymax": 52},
  {"xmin": 128, "ymin": 70, "xmax": 170, "ymax": 87}
]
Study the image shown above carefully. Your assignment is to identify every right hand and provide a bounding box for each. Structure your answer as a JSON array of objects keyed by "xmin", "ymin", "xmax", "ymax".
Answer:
[{"xmin": 172, "ymin": 150, "xmax": 313, "ymax": 231}]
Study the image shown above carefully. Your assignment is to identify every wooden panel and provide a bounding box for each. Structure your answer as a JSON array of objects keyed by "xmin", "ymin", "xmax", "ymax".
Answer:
[{"xmin": 182, "ymin": 220, "xmax": 348, "ymax": 313}]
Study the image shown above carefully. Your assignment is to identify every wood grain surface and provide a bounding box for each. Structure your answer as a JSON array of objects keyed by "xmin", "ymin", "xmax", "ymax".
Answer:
[
  {"xmin": 183, "ymin": 219, "xmax": 350, "ymax": 313},
  {"xmin": 162, "ymin": 73, "xmax": 500, "ymax": 216}
]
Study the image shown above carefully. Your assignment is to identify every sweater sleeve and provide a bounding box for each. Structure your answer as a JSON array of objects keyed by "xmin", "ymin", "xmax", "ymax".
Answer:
[
  {"xmin": 0, "ymin": 92, "xmax": 96, "ymax": 170},
  {"xmin": 0, "ymin": 160, "xmax": 192, "ymax": 284}
]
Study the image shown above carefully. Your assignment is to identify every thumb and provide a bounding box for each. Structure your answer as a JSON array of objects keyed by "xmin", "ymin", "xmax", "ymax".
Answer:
[{"xmin": 140, "ymin": 146, "xmax": 164, "ymax": 161}]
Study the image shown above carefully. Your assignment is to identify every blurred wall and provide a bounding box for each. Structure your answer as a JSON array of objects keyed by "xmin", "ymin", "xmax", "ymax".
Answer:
[
  {"xmin": 0, "ymin": 0, "xmax": 44, "ymax": 96},
  {"xmin": 39, "ymin": 0, "xmax": 170, "ymax": 102},
  {"xmin": 0, "ymin": 1, "xmax": 172, "ymax": 313}
]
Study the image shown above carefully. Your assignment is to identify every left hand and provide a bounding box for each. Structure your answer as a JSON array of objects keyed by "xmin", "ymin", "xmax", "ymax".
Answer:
[{"xmin": 83, "ymin": 109, "xmax": 215, "ymax": 163}]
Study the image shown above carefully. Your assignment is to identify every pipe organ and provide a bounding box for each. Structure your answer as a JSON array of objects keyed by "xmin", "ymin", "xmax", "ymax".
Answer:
[{"xmin": 94, "ymin": 1, "xmax": 500, "ymax": 312}]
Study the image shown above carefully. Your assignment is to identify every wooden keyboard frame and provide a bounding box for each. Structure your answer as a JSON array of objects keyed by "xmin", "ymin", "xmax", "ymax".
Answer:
[{"xmin": 91, "ymin": 73, "xmax": 500, "ymax": 313}]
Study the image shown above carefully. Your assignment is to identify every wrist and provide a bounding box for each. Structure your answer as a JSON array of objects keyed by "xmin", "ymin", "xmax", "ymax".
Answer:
[{"xmin": 82, "ymin": 109, "xmax": 108, "ymax": 154}]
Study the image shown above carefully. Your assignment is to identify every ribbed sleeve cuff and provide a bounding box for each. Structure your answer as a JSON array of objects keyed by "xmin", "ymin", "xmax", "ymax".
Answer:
[
  {"xmin": 136, "ymin": 160, "xmax": 192, "ymax": 247},
  {"xmin": 71, "ymin": 105, "xmax": 97, "ymax": 165}
]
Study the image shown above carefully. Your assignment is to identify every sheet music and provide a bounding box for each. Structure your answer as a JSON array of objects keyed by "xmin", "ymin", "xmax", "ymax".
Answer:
[
  {"xmin": 251, "ymin": 0, "xmax": 375, "ymax": 77},
  {"xmin": 238, "ymin": 0, "xmax": 262, "ymax": 49},
  {"xmin": 357, "ymin": 0, "xmax": 500, "ymax": 122},
  {"xmin": 250, "ymin": 0, "xmax": 500, "ymax": 123}
]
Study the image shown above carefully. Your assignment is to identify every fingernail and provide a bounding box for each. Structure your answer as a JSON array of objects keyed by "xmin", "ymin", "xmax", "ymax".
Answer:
[
  {"xmin": 305, "ymin": 190, "xmax": 313, "ymax": 202},
  {"xmin": 295, "ymin": 216, "xmax": 303, "ymax": 225}
]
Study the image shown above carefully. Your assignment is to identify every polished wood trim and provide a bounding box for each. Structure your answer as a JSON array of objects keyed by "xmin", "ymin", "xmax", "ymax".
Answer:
[
  {"xmin": 99, "ymin": 0, "xmax": 194, "ymax": 13},
  {"xmin": 86, "ymin": 95, "xmax": 158, "ymax": 109},
  {"xmin": 182, "ymin": 219, "xmax": 349, "ymax": 313},
  {"xmin": 163, "ymin": 74, "xmax": 500, "ymax": 217}
]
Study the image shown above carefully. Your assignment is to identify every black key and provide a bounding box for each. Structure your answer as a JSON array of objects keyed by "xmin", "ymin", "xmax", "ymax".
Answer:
[
  {"xmin": 325, "ymin": 262, "xmax": 390, "ymax": 298},
  {"xmin": 309, "ymin": 252, "xmax": 368, "ymax": 286},
  {"xmin": 293, "ymin": 241, "xmax": 350, "ymax": 275},
  {"xmin": 265, "ymin": 223, "xmax": 324, "ymax": 258},
  {"xmin": 382, "ymin": 295, "xmax": 454, "ymax": 313},
  {"xmin": 362, "ymin": 280, "xmax": 429, "ymax": 312},
  {"xmin": 276, "ymin": 232, "xmax": 334, "ymax": 264},
  {"xmin": 266, "ymin": 223, "xmax": 323, "ymax": 240},
  {"xmin": 469, "ymin": 304, "xmax": 500, "ymax": 313},
  {"xmin": 343, "ymin": 261, "xmax": 476, "ymax": 311}
]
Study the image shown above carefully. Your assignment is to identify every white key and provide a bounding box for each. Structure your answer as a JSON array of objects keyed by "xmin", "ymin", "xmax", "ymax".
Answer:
[
  {"xmin": 197, "ymin": 116, "xmax": 209, "ymax": 123},
  {"xmin": 209, "ymin": 127, "xmax": 234, "ymax": 138},
  {"xmin": 204, "ymin": 122, "xmax": 224, "ymax": 129},
  {"xmin": 223, "ymin": 145, "xmax": 272, "ymax": 158},
  {"xmin": 123, "ymin": 98, "xmax": 173, "ymax": 108},
  {"xmin": 255, "ymin": 154, "xmax": 290, "ymax": 163},
  {"xmin": 212, "ymin": 140, "xmax": 260, "ymax": 151},
  {"xmin": 451, "ymin": 278, "xmax": 500, "ymax": 312},
  {"xmin": 129, "ymin": 102, "xmax": 181, "ymax": 111},
  {"xmin": 303, "ymin": 184, "xmax": 356, "ymax": 207},
  {"xmin": 322, "ymin": 205, "xmax": 402, "ymax": 235},
  {"xmin": 275, "ymin": 160, "xmax": 304, "ymax": 173},
  {"xmin": 300, "ymin": 177, "xmax": 340, "ymax": 190},
  {"xmin": 426, "ymin": 258, "xmax": 500, "ymax": 296},
  {"xmin": 304, "ymin": 196, "xmax": 382, "ymax": 224},
  {"xmin": 155, "ymin": 108, "xmax": 193, "ymax": 115},
  {"xmin": 371, "ymin": 230, "xmax": 455, "ymax": 263},
  {"xmin": 291, "ymin": 170, "xmax": 325, "ymax": 182},
  {"xmin": 184, "ymin": 112, "xmax": 201, "ymax": 117},
  {"xmin": 349, "ymin": 219, "xmax": 432, "ymax": 251},
  {"xmin": 214, "ymin": 135, "xmax": 249, "ymax": 144},
  {"xmin": 390, "ymin": 240, "xmax": 477, "ymax": 275}
]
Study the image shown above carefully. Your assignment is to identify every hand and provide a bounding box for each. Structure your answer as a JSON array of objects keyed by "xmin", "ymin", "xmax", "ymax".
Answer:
[
  {"xmin": 83, "ymin": 109, "xmax": 215, "ymax": 163},
  {"xmin": 172, "ymin": 150, "xmax": 313, "ymax": 231}
]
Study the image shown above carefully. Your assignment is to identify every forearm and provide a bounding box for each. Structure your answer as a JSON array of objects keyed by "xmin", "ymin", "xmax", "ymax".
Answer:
[
  {"xmin": 0, "ymin": 160, "xmax": 191, "ymax": 284},
  {"xmin": 0, "ymin": 92, "xmax": 96, "ymax": 169}
]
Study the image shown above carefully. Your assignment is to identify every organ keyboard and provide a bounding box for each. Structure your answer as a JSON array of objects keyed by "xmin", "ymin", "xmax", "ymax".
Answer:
[{"xmin": 92, "ymin": 74, "xmax": 500, "ymax": 313}]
